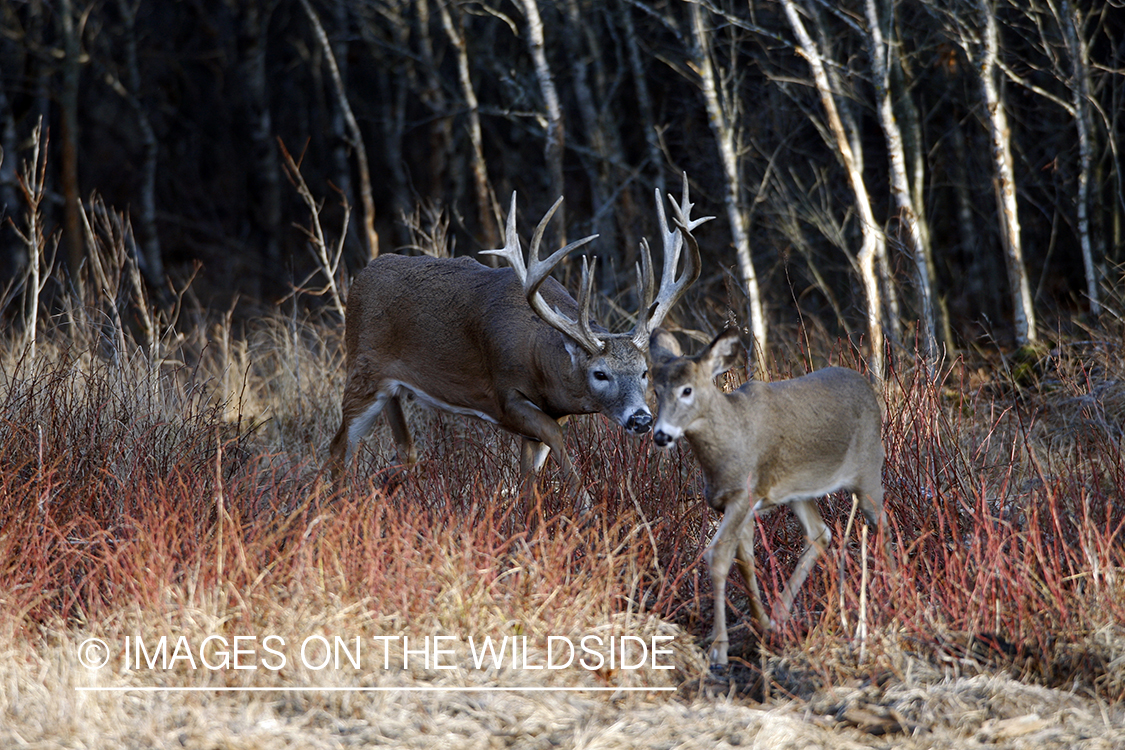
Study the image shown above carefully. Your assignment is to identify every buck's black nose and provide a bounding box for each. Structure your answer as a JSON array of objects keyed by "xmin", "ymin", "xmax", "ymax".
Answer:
[
  {"xmin": 653, "ymin": 430, "xmax": 673, "ymax": 447},
  {"xmin": 626, "ymin": 411, "xmax": 652, "ymax": 433}
]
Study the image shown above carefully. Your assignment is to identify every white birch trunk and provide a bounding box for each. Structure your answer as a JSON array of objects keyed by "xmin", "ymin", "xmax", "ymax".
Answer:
[
  {"xmin": 690, "ymin": 3, "xmax": 768, "ymax": 374},
  {"xmin": 780, "ymin": 0, "xmax": 885, "ymax": 378},
  {"xmin": 976, "ymin": 0, "xmax": 1036, "ymax": 346},
  {"xmin": 1059, "ymin": 1, "xmax": 1099, "ymax": 317},
  {"xmin": 864, "ymin": 0, "xmax": 936, "ymax": 365}
]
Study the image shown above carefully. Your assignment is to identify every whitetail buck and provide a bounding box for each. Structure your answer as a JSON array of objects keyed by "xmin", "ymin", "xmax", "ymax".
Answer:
[
  {"xmin": 649, "ymin": 327, "xmax": 884, "ymax": 667},
  {"xmin": 327, "ymin": 176, "xmax": 711, "ymax": 508}
]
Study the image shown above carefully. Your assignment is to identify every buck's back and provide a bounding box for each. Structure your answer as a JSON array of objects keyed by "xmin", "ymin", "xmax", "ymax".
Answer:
[{"xmin": 344, "ymin": 253, "xmax": 581, "ymax": 378}]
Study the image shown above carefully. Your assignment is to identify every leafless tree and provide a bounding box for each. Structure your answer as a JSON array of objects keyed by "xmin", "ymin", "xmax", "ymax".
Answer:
[
  {"xmin": 779, "ymin": 0, "xmax": 886, "ymax": 377},
  {"xmin": 1052, "ymin": 0, "xmax": 1099, "ymax": 317},
  {"xmin": 437, "ymin": 0, "xmax": 500, "ymax": 249},
  {"xmin": 953, "ymin": 0, "xmax": 1038, "ymax": 347},
  {"xmin": 517, "ymin": 0, "xmax": 567, "ymax": 246},
  {"xmin": 240, "ymin": 0, "xmax": 284, "ymax": 277},
  {"xmin": 688, "ymin": 1, "xmax": 768, "ymax": 375},
  {"xmin": 59, "ymin": 0, "xmax": 83, "ymax": 277},
  {"xmin": 111, "ymin": 0, "xmax": 164, "ymax": 283},
  {"xmin": 863, "ymin": 0, "xmax": 936, "ymax": 366},
  {"xmin": 302, "ymin": 0, "xmax": 378, "ymax": 259}
]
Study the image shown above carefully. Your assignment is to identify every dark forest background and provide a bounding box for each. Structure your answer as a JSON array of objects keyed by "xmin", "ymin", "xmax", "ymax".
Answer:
[{"xmin": 1, "ymin": 0, "xmax": 1122, "ymax": 365}]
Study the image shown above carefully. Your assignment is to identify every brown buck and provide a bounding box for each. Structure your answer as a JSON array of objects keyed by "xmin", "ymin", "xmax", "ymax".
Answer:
[
  {"xmin": 649, "ymin": 327, "xmax": 885, "ymax": 666},
  {"xmin": 327, "ymin": 177, "xmax": 711, "ymax": 508}
]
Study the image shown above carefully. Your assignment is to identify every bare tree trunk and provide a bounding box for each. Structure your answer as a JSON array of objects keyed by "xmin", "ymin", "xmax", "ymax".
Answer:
[
  {"xmin": 576, "ymin": 2, "xmax": 636, "ymax": 273},
  {"xmin": 563, "ymin": 0, "xmax": 620, "ymax": 274},
  {"xmin": 241, "ymin": 0, "xmax": 283, "ymax": 277},
  {"xmin": 414, "ymin": 0, "xmax": 450, "ymax": 210},
  {"xmin": 864, "ymin": 0, "xmax": 936, "ymax": 367},
  {"xmin": 1057, "ymin": 0, "xmax": 1099, "ymax": 318},
  {"xmin": 59, "ymin": 0, "xmax": 83, "ymax": 278},
  {"xmin": 517, "ymin": 0, "xmax": 566, "ymax": 244},
  {"xmin": 0, "ymin": 74, "xmax": 21, "ymax": 279},
  {"xmin": 437, "ymin": 0, "xmax": 499, "ymax": 249},
  {"xmin": 117, "ymin": 0, "xmax": 164, "ymax": 283},
  {"xmin": 301, "ymin": 0, "xmax": 379, "ymax": 258},
  {"xmin": 780, "ymin": 0, "xmax": 885, "ymax": 378},
  {"xmin": 689, "ymin": 3, "xmax": 767, "ymax": 375},
  {"xmin": 973, "ymin": 0, "xmax": 1036, "ymax": 347},
  {"xmin": 620, "ymin": 0, "xmax": 665, "ymax": 200},
  {"xmin": 328, "ymin": 0, "xmax": 360, "ymax": 261},
  {"xmin": 889, "ymin": 0, "xmax": 950, "ymax": 349}
]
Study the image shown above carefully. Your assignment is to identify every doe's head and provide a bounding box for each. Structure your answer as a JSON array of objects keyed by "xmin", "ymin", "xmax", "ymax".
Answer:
[{"xmin": 649, "ymin": 328, "xmax": 742, "ymax": 447}]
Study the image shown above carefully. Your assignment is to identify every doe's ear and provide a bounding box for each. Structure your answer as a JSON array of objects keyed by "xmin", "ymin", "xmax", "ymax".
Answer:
[
  {"xmin": 648, "ymin": 328, "xmax": 682, "ymax": 363},
  {"xmin": 701, "ymin": 328, "xmax": 743, "ymax": 379}
]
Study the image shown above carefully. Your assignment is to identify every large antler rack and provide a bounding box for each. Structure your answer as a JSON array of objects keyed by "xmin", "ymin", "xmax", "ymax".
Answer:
[
  {"xmin": 482, "ymin": 193, "xmax": 603, "ymax": 354},
  {"xmin": 631, "ymin": 173, "xmax": 713, "ymax": 349}
]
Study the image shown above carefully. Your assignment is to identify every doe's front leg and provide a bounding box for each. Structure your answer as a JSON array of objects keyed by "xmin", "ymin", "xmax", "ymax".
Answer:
[{"xmin": 703, "ymin": 489, "xmax": 753, "ymax": 668}]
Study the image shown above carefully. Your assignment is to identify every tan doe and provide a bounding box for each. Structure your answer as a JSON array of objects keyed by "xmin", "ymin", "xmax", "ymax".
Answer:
[
  {"xmin": 649, "ymin": 328, "xmax": 885, "ymax": 666},
  {"xmin": 327, "ymin": 176, "xmax": 711, "ymax": 509}
]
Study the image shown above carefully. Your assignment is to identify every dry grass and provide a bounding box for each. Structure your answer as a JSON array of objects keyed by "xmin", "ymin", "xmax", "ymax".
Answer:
[{"xmin": 3, "ymin": 230, "xmax": 1125, "ymax": 747}]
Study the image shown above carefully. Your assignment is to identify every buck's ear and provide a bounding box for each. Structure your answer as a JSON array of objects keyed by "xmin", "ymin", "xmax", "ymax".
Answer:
[
  {"xmin": 701, "ymin": 328, "xmax": 742, "ymax": 379},
  {"xmin": 648, "ymin": 328, "xmax": 682, "ymax": 363}
]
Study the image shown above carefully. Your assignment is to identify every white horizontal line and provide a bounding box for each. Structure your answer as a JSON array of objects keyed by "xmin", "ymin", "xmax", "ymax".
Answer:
[{"xmin": 76, "ymin": 686, "xmax": 676, "ymax": 693}]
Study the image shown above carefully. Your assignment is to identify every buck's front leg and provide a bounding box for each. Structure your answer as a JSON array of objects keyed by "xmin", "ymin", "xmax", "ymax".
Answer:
[
  {"xmin": 704, "ymin": 488, "xmax": 753, "ymax": 668},
  {"xmin": 503, "ymin": 398, "xmax": 590, "ymax": 512}
]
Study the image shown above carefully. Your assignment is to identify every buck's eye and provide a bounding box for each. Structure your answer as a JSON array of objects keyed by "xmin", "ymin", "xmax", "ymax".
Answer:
[
  {"xmin": 642, "ymin": 370, "xmax": 649, "ymax": 380},
  {"xmin": 593, "ymin": 370, "xmax": 609, "ymax": 381},
  {"xmin": 681, "ymin": 387, "xmax": 693, "ymax": 398}
]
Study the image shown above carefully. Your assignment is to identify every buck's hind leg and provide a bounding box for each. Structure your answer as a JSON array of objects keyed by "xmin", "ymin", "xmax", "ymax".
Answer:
[
  {"xmin": 327, "ymin": 375, "xmax": 393, "ymax": 479},
  {"xmin": 385, "ymin": 396, "xmax": 418, "ymax": 468},
  {"xmin": 519, "ymin": 437, "xmax": 552, "ymax": 477}
]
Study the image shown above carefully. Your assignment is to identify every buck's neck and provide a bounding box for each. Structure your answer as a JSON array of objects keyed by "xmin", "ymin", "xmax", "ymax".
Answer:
[{"xmin": 527, "ymin": 328, "xmax": 601, "ymax": 415}]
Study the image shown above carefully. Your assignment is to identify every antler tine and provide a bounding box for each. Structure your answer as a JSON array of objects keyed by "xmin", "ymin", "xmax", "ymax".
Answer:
[
  {"xmin": 632, "ymin": 174, "xmax": 713, "ymax": 347},
  {"xmin": 576, "ymin": 255, "xmax": 602, "ymax": 350},
  {"xmin": 525, "ymin": 196, "xmax": 598, "ymax": 297},
  {"xmin": 634, "ymin": 237, "xmax": 656, "ymax": 324},
  {"xmin": 482, "ymin": 193, "xmax": 603, "ymax": 354},
  {"xmin": 481, "ymin": 192, "xmax": 528, "ymax": 277},
  {"xmin": 668, "ymin": 171, "xmax": 713, "ymax": 234}
]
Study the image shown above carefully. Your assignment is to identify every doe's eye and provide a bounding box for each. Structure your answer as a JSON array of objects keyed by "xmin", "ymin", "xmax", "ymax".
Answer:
[{"xmin": 681, "ymin": 387, "xmax": 693, "ymax": 397}]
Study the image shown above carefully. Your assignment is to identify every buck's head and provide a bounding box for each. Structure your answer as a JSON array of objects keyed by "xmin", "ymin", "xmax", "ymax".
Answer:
[
  {"xmin": 650, "ymin": 328, "xmax": 742, "ymax": 448},
  {"xmin": 565, "ymin": 333, "xmax": 653, "ymax": 434},
  {"xmin": 482, "ymin": 174, "xmax": 713, "ymax": 439}
]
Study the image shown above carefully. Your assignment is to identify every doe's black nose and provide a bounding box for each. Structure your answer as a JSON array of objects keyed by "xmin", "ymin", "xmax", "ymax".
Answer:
[
  {"xmin": 653, "ymin": 430, "xmax": 673, "ymax": 447},
  {"xmin": 626, "ymin": 411, "xmax": 653, "ymax": 434}
]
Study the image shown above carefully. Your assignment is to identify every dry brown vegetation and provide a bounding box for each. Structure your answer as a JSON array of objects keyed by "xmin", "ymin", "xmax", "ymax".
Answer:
[{"xmin": 3, "ymin": 233, "xmax": 1125, "ymax": 747}]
